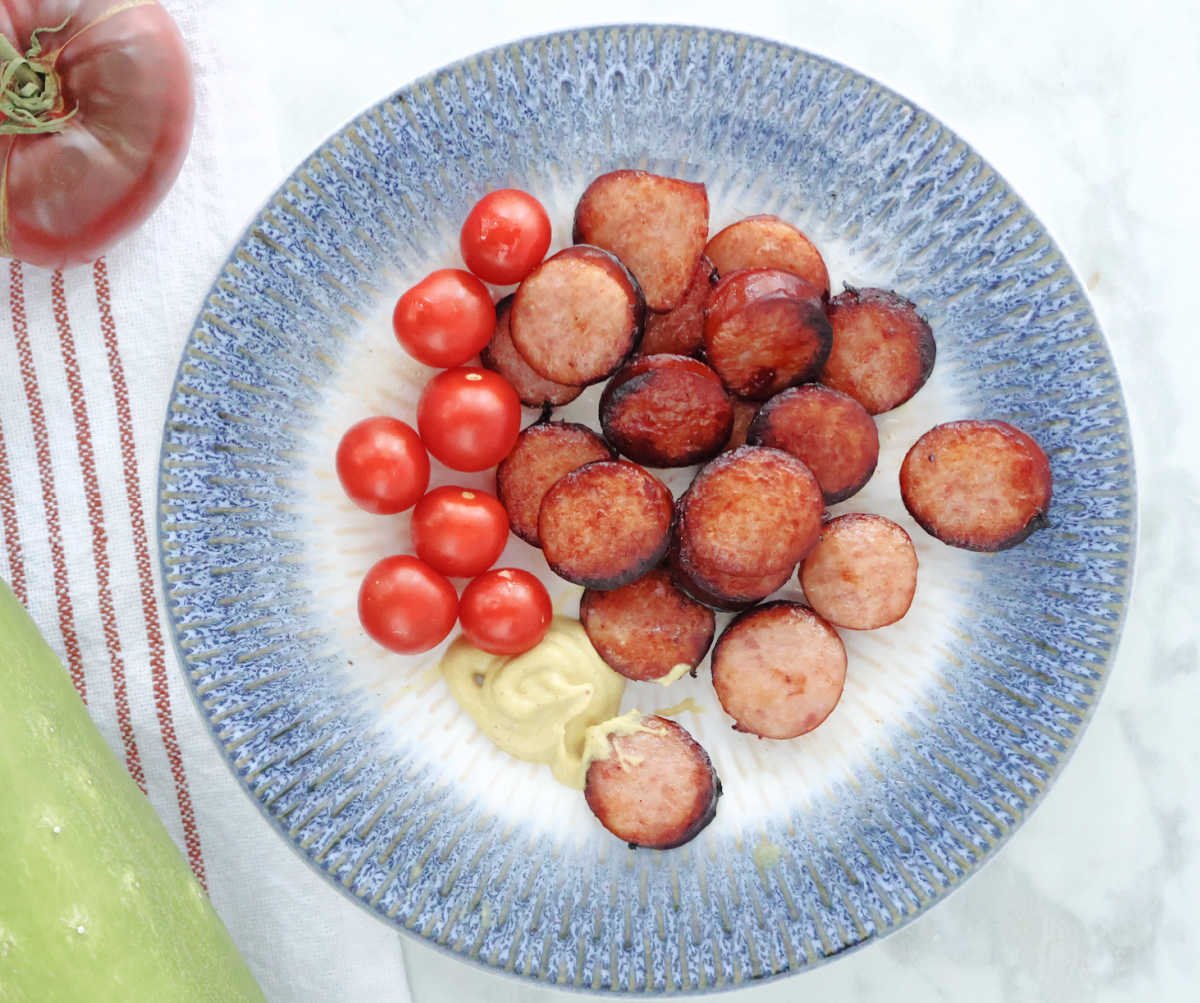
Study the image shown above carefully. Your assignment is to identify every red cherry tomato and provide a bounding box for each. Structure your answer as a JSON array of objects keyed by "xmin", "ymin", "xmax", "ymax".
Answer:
[
  {"xmin": 358, "ymin": 555, "xmax": 458, "ymax": 654},
  {"xmin": 410, "ymin": 486, "xmax": 510, "ymax": 578},
  {"xmin": 459, "ymin": 568, "xmax": 553, "ymax": 656},
  {"xmin": 336, "ymin": 417, "xmax": 430, "ymax": 514},
  {"xmin": 392, "ymin": 269, "xmax": 495, "ymax": 368},
  {"xmin": 460, "ymin": 189, "xmax": 553, "ymax": 286},
  {"xmin": 417, "ymin": 367, "xmax": 521, "ymax": 472}
]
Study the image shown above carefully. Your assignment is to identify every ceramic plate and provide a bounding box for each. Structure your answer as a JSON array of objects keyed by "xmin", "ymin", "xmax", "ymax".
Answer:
[{"xmin": 158, "ymin": 25, "xmax": 1135, "ymax": 993}]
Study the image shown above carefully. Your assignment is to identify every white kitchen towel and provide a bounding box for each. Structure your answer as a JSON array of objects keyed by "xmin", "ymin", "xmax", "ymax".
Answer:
[{"xmin": 0, "ymin": 2, "xmax": 413, "ymax": 1000}]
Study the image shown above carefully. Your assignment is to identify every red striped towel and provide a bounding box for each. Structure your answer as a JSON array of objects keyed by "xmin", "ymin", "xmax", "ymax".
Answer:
[{"xmin": 0, "ymin": 3, "xmax": 412, "ymax": 999}]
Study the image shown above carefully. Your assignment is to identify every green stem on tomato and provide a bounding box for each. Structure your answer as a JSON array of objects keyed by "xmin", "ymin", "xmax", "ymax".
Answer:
[{"xmin": 0, "ymin": 17, "xmax": 77, "ymax": 136}]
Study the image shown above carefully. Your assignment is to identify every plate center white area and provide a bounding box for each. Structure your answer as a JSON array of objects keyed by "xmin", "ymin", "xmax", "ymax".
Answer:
[{"xmin": 296, "ymin": 171, "xmax": 978, "ymax": 845}]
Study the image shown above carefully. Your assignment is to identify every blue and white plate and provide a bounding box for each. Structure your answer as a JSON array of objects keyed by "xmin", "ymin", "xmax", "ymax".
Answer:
[{"xmin": 159, "ymin": 26, "xmax": 1135, "ymax": 993}]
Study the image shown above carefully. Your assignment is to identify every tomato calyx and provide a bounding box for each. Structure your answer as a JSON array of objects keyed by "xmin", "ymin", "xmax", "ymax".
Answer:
[{"xmin": 0, "ymin": 17, "xmax": 77, "ymax": 135}]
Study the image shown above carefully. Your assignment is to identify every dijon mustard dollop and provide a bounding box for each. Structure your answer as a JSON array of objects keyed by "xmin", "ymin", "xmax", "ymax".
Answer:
[{"xmin": 439, "ymin": 617, "xmax": 627, "ymax": 789}]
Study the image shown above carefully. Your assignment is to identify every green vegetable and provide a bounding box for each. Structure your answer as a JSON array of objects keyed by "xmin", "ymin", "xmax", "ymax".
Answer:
[{"xmin": 0, "ymin": 581, "xmax": 265, "ymax": 1002}]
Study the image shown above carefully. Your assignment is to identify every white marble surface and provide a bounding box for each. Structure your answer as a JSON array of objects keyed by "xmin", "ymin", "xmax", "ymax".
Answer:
[{"xmin": 240, "ymin": 1, "xmax": 1197, "ymax": 999}]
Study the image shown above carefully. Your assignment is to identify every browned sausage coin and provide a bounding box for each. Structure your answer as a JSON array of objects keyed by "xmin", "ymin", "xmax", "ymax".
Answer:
[
  {"xmin": 584, "ymin": 715, "xmax": 720, "ymax": 849},
  {"xmin": 711, "ymin": 602, "xmax": 847, "ymax": 739},
  {"xmin": 823, "ymin": 287, "xmax": 936, "ymax": 414},
  {"xmin": 748, "ymin": 384, "xmax": 879, "ymax": 504},
  {"xmin": 600, "ymin": 354, "xmax": 733, "ymax": 467},
  {"xmin": 799, "ymin": 514, "xmax": 918, "ymax": 629},
  {"xmin": 538, "ymin": 460, "xmax": 674, "ymax": 589},
  {"xmin": 677, "ymin": 445, "xmax": 824, "ymax": 577},
  {"xmin": 704, "ymin": 214, "xmax": 829, "ymax": 298},
  {"xmin": 510, "ymin": 245, "xmax": 645, "ymax": 386},
  {"xmin": 703, "ymin": 268, "xmax": 832, "ymax": 400},
  {"xmin": 669, "ymin": 539, "xmax": 792, "ymax": 612},
  {"xmin": 480, "ymin": 296, "xmax": 583, "ymax": 408},
  {"xmin": 640, "ymin": 255, "xmax": 717, "ymax": 357},
  {"xmin": 899, "ymin": 419, "xmax": 1052, "ymax": 551},
  {"xmin": 573, "ymin": 170, "xmax": 710, "ymax": 312},
  {"xmin": 496, "ymin": 421, "xmax": 613, "ymax": 547},
  {"xmin": 580, "ymin": 568, "xmax": 715, "ymax": 681}
]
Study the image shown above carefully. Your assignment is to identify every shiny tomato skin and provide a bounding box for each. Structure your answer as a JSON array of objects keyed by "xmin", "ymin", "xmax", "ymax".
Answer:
[
  {"xmin": 417, "ymin": 367, "xmax": 522, "ymax": 472},
  {"xmin": 460, "ymin": 189, "xmax": 553, "ymax": 285},
  {"xmin": 1, "ymin": 2, "xmax": 194, "ymax": 268},
  {"xmin": 392, "ymin": 269, "xmax": 496, "ymax": 368},
  {"xmin": 357, "ymin": 555, "xmax": 458, "ymax": 654},
  {"xmin": 335, "ymin": 417, "xmax": 430, "ymax": 514},
  {"xmin": 458, "ymin": 568, "xmax": 553, "ymax": 656},
  {"xmin": 410, "ymin": 486, "xmax": 510, "ymax": 578}
]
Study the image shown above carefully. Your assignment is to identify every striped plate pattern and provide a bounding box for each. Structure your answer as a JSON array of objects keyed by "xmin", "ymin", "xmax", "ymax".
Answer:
[{"xmin": 158, "ymin": 26, "xmax": 1135, "ymax": 993}]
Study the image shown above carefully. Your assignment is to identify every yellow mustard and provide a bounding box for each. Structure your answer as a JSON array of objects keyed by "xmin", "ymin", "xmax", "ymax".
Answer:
[
  {"xmin": 579, "ymin": 708, "xmax": 667, "ymax": 772},
  {"xmin": 439, "ymin": 617, "xmax": 626, "ymax": 789},
  {"xmin": 653, "ymin": 662, "xmax": 694, "ymax": 687}
]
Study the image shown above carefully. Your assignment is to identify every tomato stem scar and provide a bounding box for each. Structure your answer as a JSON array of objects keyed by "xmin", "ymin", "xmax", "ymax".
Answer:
[{"xmin": 0, "ymin": 18, "xmax": 79, "ymax": 135}]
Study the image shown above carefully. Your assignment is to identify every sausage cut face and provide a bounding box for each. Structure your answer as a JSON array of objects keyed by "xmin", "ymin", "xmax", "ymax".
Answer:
[
  {"xmin": 573, "ymin": 170, "xmax": 710, "ymax": 312},
  {"xmin": 511, "ymin": 245, "xmax": 645, "ymax": 386},
  {"xmin": 677, "ymin": 445, "xmax": 824, "ymax": 577},
  {"xmin": 481, "ymin": 296, "xmax": 583, "ymax": 408},
  {"xmin": 580, "ymin": 568, "xmax": 715, "ymax": 682},
  {"xmin": 669, "ymin": 539, "xmax": 792, "ymax": 611},
  {"xmin": 705, "ymin": 214, "xmax": 830, "ymax": 298},
  {"xmin": 538, "ymin": 460, "xmax": 674, "ymax": 589},
  {"xmin": 823, "ymin": 286, "xmax": 935, "ymax": 414},
  {"xmin": 584, "ymin": 715, "xmax": 720, "ymax": 849},
  {"xmin": 496, "ymin": 421, "xmax": 614, "ymax": 547},
  {"xmin": 799, "ymin": 514, "xmax": 918, "ymax": 629},
  {"xmin": 899, "ymin": 420, "xmax": 1052, "ymax": 551},
  {"xmin": 703, "ymin": 268, "xmax": 832, "ymax": 400},
  {"xmin": 748, "ymin": 384, "xmax": 879, "ymax": 504},
  {"xmin": 640, "ymin": 255, "xmax": 717, "ymax": 357},
  {"xmin": 600, "ymin": 354, "xmax": 733, "ymax": 468},
  {"xmin": 711, "ymin": 602, "xmax": 847, "ymax": 739}
]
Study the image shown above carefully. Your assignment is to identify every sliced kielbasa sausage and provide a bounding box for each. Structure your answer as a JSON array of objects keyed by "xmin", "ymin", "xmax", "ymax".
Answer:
[
  {"xmin": 823, "ymin": 286, "xmax": 936, "ymax": 414},
  {"xmin": 704, "ymin": 214, "xmax": 829, "ymax": 298},
  {"xmin": 711, "ymin": 602, "xmax": 847, "ymax": 739},
  {"xmin": 799, "ymin": 514, "xmax": 918, "ymax": 629},
  {"xmin": 640, "ymin": 255, "xmax": 717, "ymax": 357},
  {"xmin": 899, "ymin": 419, "xmax": 1053, "ymax": 551},
  {"xmin": 538, "ymin": 460, "xmax": 674, "ymax": 589},
  {"xmin": 748, "ymin": 384, "xmax": 879, "ymax": 504},
  {"xmin": 496, "ymin": 421, "xmax": 613, "ymax": 547},
  {"xmin": 584, "ymin": 715, "xmax": 720, "ymax": 849},
  {"xmin": 677, "ymin": 445, "xmax": 824, "ymax": 577},
  {"xmin": 600, "ymin": 354, "xmax": 733, "ymax": 467},
  {"xmin": 669, "ymin": 538, "xmax": 792, "ymax": 612},
  {"xmin": 703, "ymin": 268, "xmax": 832, "ymax": 400},
  {"xmin": 580, "ymin": 568, "xmax": 715, "ymax": 682},
  {"xmin": 480, "ymin": 296, "xmax": 583, "ymax": 408},
  {"xmin": 510, "ymin": 245, "xmax": 645, "ymax": 386},
  {"xmin": 723, "ymin": 399, "xmax": 758, "ymax": 452},
  {"xmin": 573, "ymin": 170, "xmax": 710, "ymax": 312}
]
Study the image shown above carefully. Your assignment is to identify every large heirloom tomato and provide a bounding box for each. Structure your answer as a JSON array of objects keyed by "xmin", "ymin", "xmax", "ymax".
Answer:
[{"xmin": 0, "ymin": 1, "xmax": 194, "ymax": 268}]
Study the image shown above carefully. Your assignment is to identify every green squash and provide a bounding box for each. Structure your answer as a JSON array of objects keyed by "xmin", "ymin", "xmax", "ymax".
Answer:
[{"xmin": 0, "ymin": 580, "xmax": 265, "ymax": 1002}]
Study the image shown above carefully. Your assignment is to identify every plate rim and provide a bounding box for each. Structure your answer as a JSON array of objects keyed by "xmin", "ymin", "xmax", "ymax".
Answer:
[{"xmin": 155, "ymin": 22, "xmax": 1139, "ymax": 993}]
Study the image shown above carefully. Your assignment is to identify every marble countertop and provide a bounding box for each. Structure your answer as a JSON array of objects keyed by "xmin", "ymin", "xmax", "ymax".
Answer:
[{"xmin": 242, "ymin": 1, "xmax": 1197, "ymax": 999}]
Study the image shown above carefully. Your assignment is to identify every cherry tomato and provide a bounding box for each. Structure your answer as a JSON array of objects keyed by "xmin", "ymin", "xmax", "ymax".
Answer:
[
  {"xmin": 392, "ymin": 269, "xmax": 495, "ymax": 368},
  {"xmin": 460, "ymin": 189, "xmax": 553, "ymax": 286},
  {"xmin": 410, "ymin": 486, "xmax": 510, "ymax": 578},
  {"xmin": 358, "ymin": 555, "xmax": 458, "ymax": 654},
  {"xmin": 417, "ymin": 367, "xmax": 522, "ymax": 472},
  {"xmin": 336, "ymin": 417, "xmax": 430, "ymax": 514},
  {"xmin": 459, "ymin": 568, "xmax": 553, "ymax": 656}
]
